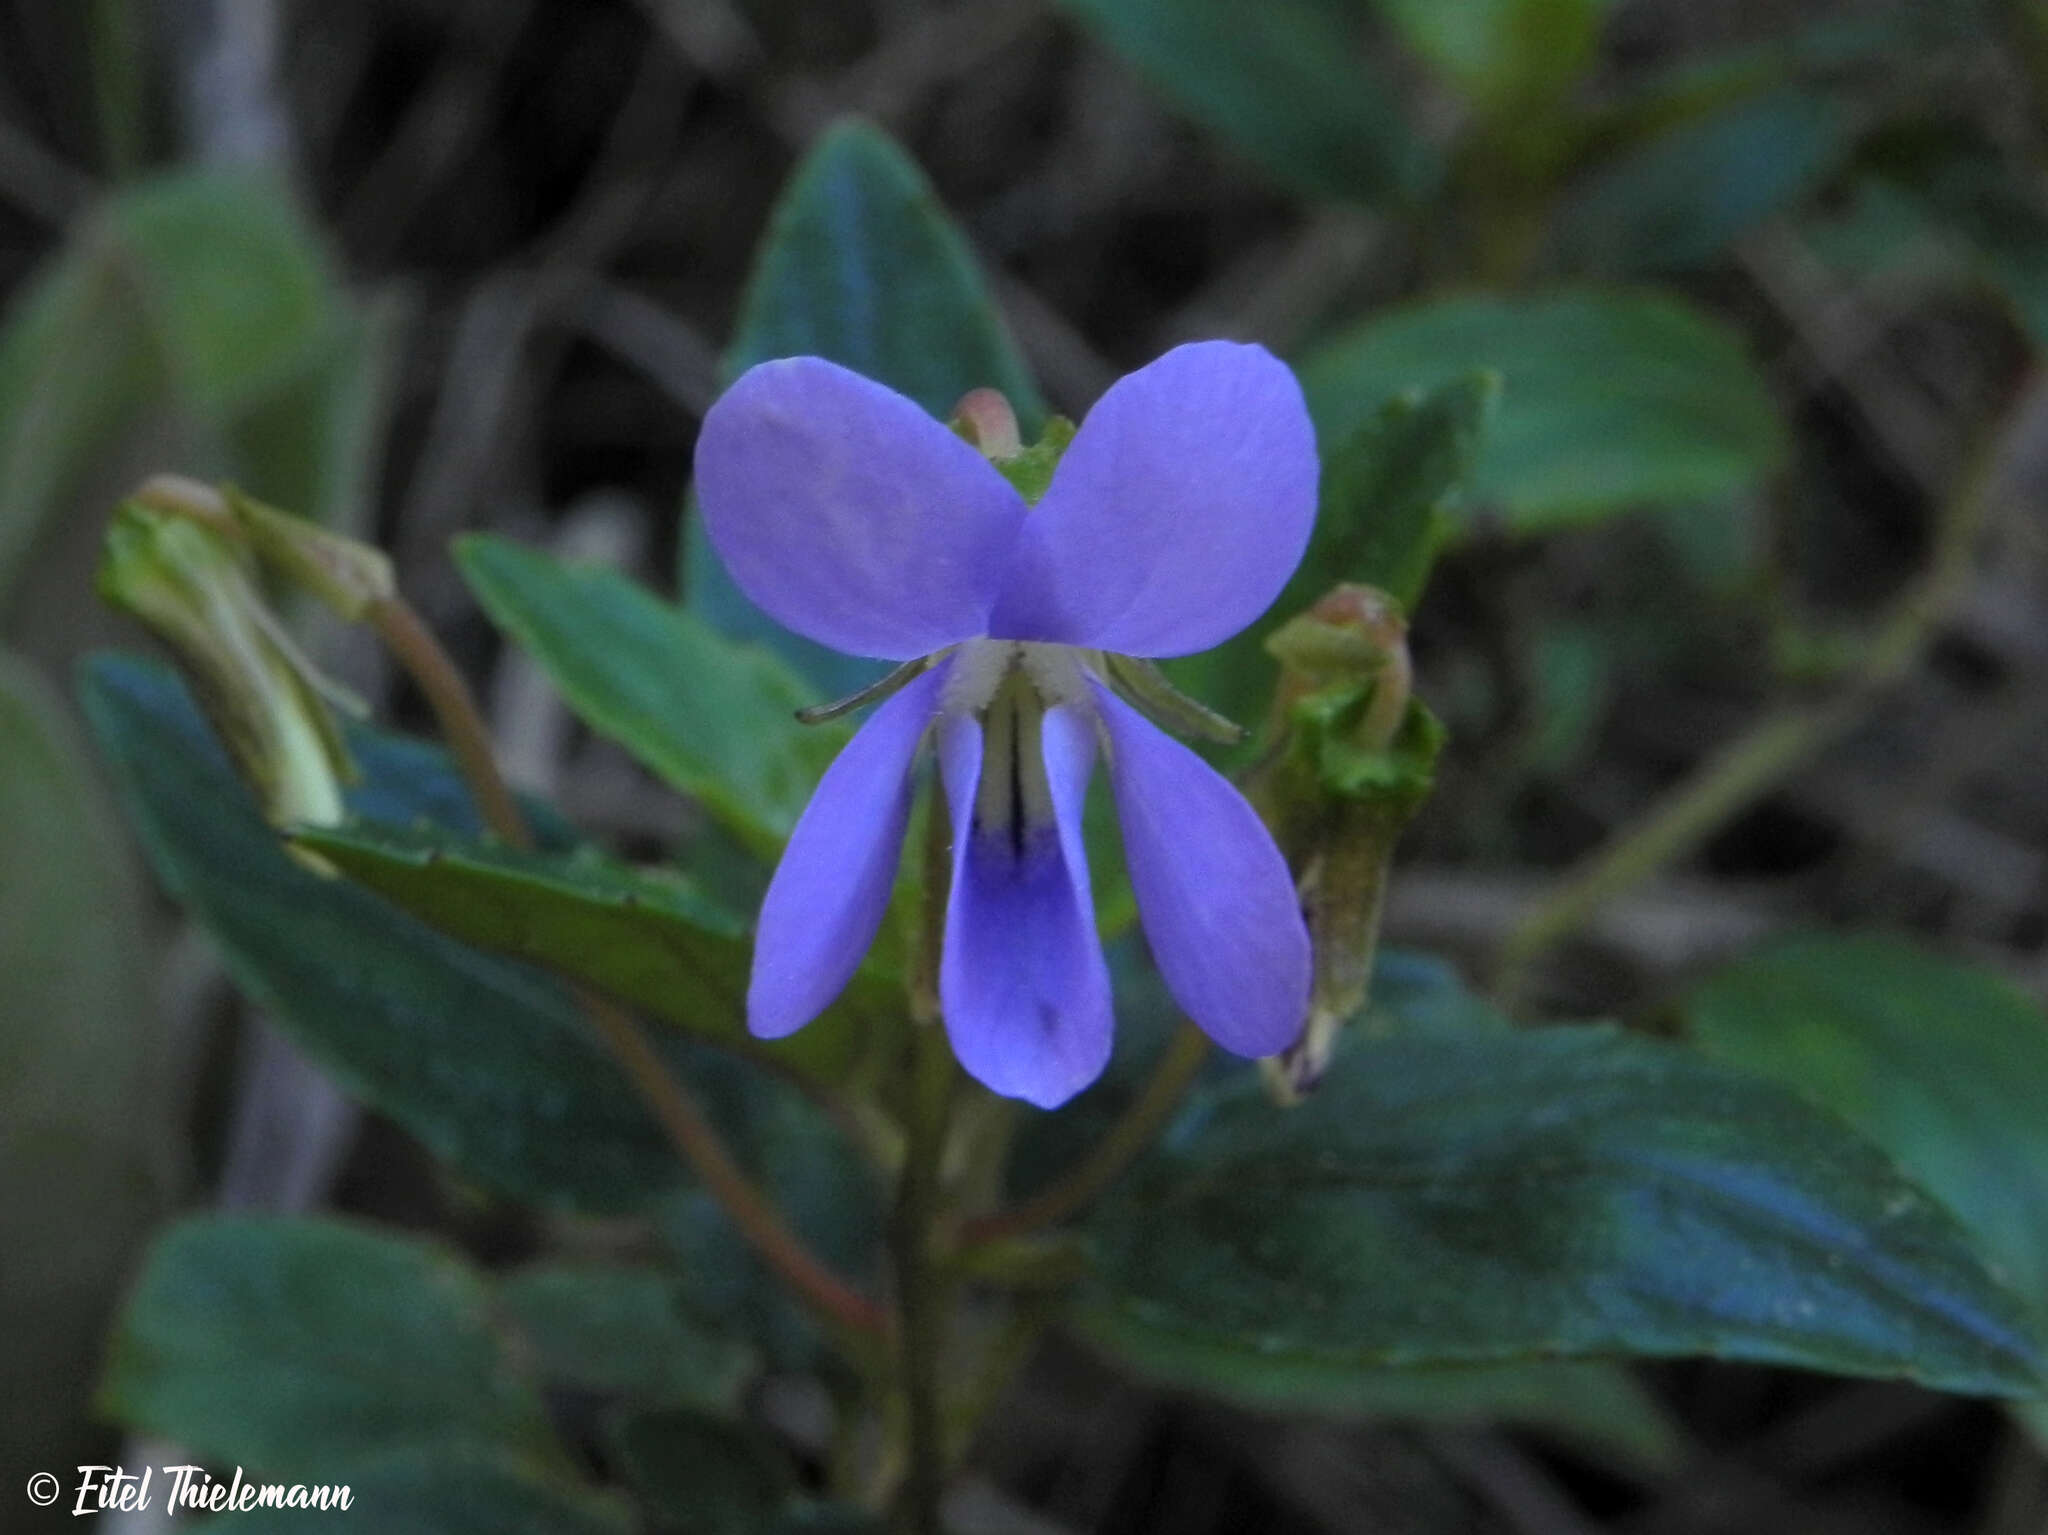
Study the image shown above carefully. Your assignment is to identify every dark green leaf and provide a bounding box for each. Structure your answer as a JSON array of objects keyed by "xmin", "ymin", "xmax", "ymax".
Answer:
[
  {"xmin": 0, "ymin": 653, "xmax": 169, "ymax": 1475},
  {"xmin": 0, "ymin": 235, "xmax": 153, "ymax": 603},
  {"xmin": 1060, "ymin": 0, "xmax": 1431, "ymax": 203},
  {"xmin": 498, "ymin": 1263, "xmax": 756, "ymax": 1414},
  {"xmin": 1080, "ymin": 1025, "xmax": 2043, "ymax": 1395},
  {"xmin": 1077, "ymin": 1319, "xmax": 1683, "ymax": 1471},
  {"xmin": 688, "ymin": 119, "xmax": 1040, "ymax": 693},
  {"xmin": 289, "ymin": 819, "xmax": 896, "ymax": 1086},
  {"xmin": 78, "ymin": 651, "xmax": 682, "ymax": 1211},
  {"xmin": 1297, "ymin": 372, "xmax": 1497, "ymax": 614},
  {"xmin": 1295, "ymin": 288, "xmax": 1787, "ymax": 529},
  {"xmin": 458, "ymin": 532, "xmax": 840, "ymax": 854},
  {"xmin": 222, "ymin": 1449, "xmax": 632, "ymax": 1535},
  {"xmin": 0, "ymin": 168, "xmax": 345, "ymax": 609},
  {"xmin": 1556, "ymin": 89, "xmax": 1857, "ymax": 274},
  {"xmin": 109, "ymin": 168, "xmax": 337, "ymax": 413},
  {"xmin": 100, "ymin": 1216, "xmax": 569, "ymax": 1480},
  {"xmin": 1686, "ymin": 934, "xmax": 2048, "ymax": 1334}
]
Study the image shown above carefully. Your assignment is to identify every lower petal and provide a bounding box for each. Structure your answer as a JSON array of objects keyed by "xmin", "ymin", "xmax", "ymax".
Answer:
[
  {"xmin": 938, "ymin": 704, "xmax": 1112, "ymax": 1108},
  {"xmin": 748, "ymin": 664, "xmax": 948, "ymax": 1038},
  {"xmin": 1093, "ymin": 681, "xmax": 1309, "ymax": 1058}
]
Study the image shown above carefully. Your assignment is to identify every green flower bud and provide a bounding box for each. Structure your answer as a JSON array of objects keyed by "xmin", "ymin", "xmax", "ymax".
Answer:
[
  {"xmin": 97, "ymin": 497, "xmax": 354, "ymax": 840},
  {"xmin": 1250, "ymin": 584, "xmax": 1445, "ymax": 1100}
]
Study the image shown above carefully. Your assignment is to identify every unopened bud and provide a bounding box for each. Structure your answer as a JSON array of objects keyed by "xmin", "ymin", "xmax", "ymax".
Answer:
[
  {"xmin": 229, "ymin": 488, "xmax": 395, "ymax": 621},
  {"xmin": 1250, "ymin": 583, "xmax": 1443, "ymax": 1101},
  {"xmin": 951, "ymin": 388, "xmax": 1023, "ymax": 462},
  {"xmin": 98, "ymin": 499, "xmax": 354, "ymax": 847}
]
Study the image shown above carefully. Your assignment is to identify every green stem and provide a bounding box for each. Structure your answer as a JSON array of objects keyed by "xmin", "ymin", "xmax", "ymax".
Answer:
[
  {"xmin": 961, "ymin": 1022, "xmax": 1209, "ymax": 1246},
  {"xmin": 891, "ymin": 1023, "xmax": 955, "ymax": 1534},
  {"xmin": 369, "ymin": 591, "xmax": 889, "ymax": 1340},
  {"xmin": 1493, "ymin": 381, "xmax": 2025, "ymax": 1008}
]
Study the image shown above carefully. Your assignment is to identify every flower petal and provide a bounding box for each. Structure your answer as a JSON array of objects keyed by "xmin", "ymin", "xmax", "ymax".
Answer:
[
  {"xmin": 695, "ymin": 357, "xmax": 1026, "ymax": 659},
  {"xmin": 1093, "ymin": 681, "xmax": 1309, "ymax": 1056},
  {"xmin": 748, "ymin": 664, "xmax": 947, "ymax": 1037},
  {"xmin": 988, "ymin": 341, "xmax": 1318, "ymax": 657},
  {"xmin": 937, "ymin": 704, "xmax": 1113, "ymax": 1107}
]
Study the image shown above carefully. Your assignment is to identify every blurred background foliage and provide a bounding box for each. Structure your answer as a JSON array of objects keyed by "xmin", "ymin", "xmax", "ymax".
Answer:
[{"xmin": 9, "ymin": 0, "xmax": 2048, "ymax": 1531}]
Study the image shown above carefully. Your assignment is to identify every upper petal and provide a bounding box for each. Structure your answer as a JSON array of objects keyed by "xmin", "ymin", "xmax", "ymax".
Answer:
[
  {"xmin": 937, "ymin": 705, "xmax": 1113, "ymax": 1108},
  {"xmin": 987, "ymin": 342, "xmax": 1318, "ymax": 657},
  {"xmin": 1093, "ymin": 681, "xmax": 1309, "ymax": 1057},
  {"xmin": 748, "ymin": 664, "xmax": 947, "ymax": 1037},
  {"xmin": 695, "ymin": 357, "xmax": 1026, "ymax": 659}
]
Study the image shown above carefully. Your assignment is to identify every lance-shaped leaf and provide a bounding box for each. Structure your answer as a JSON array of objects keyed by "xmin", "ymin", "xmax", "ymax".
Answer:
[
  {"xmin": 686, "ymin": 119, "xmax": 1041, "ymax": 693},
  {"xmin": 1060, "ymin": 0, "xmax": 1431, "ymax": 204},
  {"xmin": 1295, "ymin": 288, "xmax": 1787, "ymax": 530},
  {"xmin": 1078, "ymin": 1025, "xmax": 2043, "ymax": 1395},
  {"xmin": 1686, "ymin": 934, "xmax": 2048, "ymax": 1439},
  {"xmin": 0, "ymin": 167, "xmax": 344, "ymax": 608},
  {"xmin": 0, "ymin": 654, "xmax": 169, "ymax": 1481},
  {"xmin": 80, "ymin": 652, "xmax": 680, "ymax": 1211},
  {"xmin": 81, "ymin": 650, "xmax": 882, "ymax": 1294},
  {"xmin": 1554, "ymin": 88, "xmax": 1858, "ymax": 275},
  {"xmin": 289, "ymin": 819, "xmax": 897, "ymax": 1087},
  {"xmin": 457, "ymin": 533, "xmax": 839, "ymax": 856}
]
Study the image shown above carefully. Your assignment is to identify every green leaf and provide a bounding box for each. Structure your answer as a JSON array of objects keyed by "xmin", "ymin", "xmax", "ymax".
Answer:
[
  {"xmin": 1371, "ymin": 0, "xmax": 1612, "ymax": 109},
  {"xmin": 1169, "ymin": 373, "xmax": 1492, "ymax": 729},
  {"xmin": 0, "ymin": 168, "xmax": 344, "ymax": 609},
  {"xmin": 0, "ymin": 233, "xmax": 154, "ymax": 604},
  {"xmin": 458, "ymin": 533, "xmax": 838, "ymax": 854},
  {"xmin": 1076, "ymin": 1320, "xmax": 1683, "ymax": 1471},
  {"xmin": 498, "ymin": 1263, "xmax": 756, "ymax": 1414},
  {"xmin": 222, "ymin": 1449, "xmax": 632, "ymax": 1535},
  {"xmin": 687, "ymin": 119, "xmax": 1041, "ymax": 693},
  {"xmin": 100, "ymin": 1216, "xmax": 570, "ymax": 1480},
  {"xmin": 1079, "ymin": 1025, "xmax": 2043, "ymax": 1395},
  {"xmin": 1685, "ymin": 933, "xmax": 2048, "ymax": 1439},
  {"xmin": 78, "ymin": 651, "xmax": 682, "ymax": 1211},
  {"xmin": 289, "ymin": 820, "xmax": 897, "ymax": 1087},
  {"xmin": 1555, "ymin": 88, "xmax": 1857, "ymax": 274},
  {"xmin": 1295, "ymin": 288, "xmax": 1788, "ymax": 530},
  {"xmin": 1060, "ymin": 0, "xmax": 1431, "ymax": 203},
  {"xmin": 111, "ymin": 168, "xmax": 338, "ymax": 413},
  {"xmin": 1861, "ymin": 135, "xmax": 2048, "ymax": 351},
  {"xmin": 0, "ymin": 653, "xmax": 169, "ymax": 1475},
  {"xmin": 1299, "ymin": 372, "xmax": 1497, "ymax": 615}
]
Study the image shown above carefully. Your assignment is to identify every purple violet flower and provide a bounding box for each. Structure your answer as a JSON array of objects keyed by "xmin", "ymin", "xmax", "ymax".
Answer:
[{"xmin": 694, "ymin": 341, "xmax": 1317, "ymax": 1107}]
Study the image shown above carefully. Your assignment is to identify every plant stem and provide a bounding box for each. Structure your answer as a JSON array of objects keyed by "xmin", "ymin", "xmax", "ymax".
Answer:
[
  {"xmin": 369, "ymin": 591, "xmax": 888, "ymax": 1339},
  {"xmin": 364, "ymin": 597, "xmax": 532, "ymax": 849},
  {"xmin": 891, "ymin": 1021, "xmax": 954, "ymax": 1535},
  {"xmin": 1493, "ymin": 379, "xmax": 2029, "ymax": 1008},
  {"xmin": 961, "ymin": 1021, "xmax": 1209, "ymax": 1246}
]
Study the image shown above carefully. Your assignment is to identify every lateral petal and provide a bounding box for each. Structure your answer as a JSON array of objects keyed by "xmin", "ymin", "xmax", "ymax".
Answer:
[
  {"xmin": 1094, "ymin": 680, "xmax": 1309, "ymax": 1057},
  {"xmin": 747, "ymin": 664, "xmax": 948, "ymax": 1038}
]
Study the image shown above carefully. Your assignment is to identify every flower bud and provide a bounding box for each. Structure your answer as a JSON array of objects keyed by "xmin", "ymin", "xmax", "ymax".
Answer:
[
  {"xmin": 1250, "ymin": 583, "xmax": 1444, "ymax": 1100},
  {"xmin": 97, "ymin": 497, "xmax": 354, "ymax": 842}
]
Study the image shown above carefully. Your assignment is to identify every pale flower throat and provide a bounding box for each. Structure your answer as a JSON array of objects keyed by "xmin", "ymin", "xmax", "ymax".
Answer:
[{"xmin": 942, "ymin": 639, "xmax": 1095, "ymax": 856}]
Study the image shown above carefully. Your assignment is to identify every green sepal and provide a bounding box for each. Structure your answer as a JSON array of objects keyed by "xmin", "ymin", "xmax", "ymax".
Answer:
[{"xmin": 991, "ymin": 416, "xmax": 1077, "ymax": 504}]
